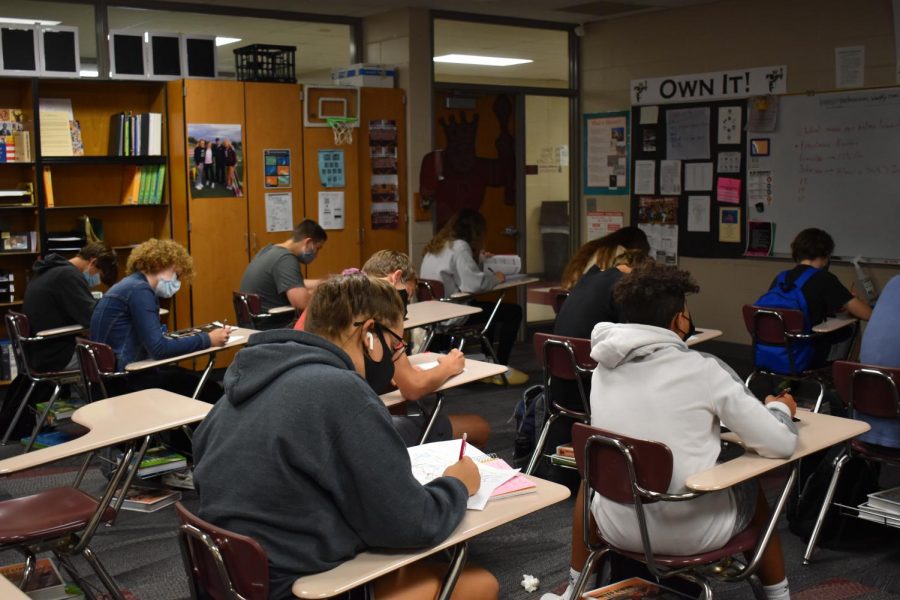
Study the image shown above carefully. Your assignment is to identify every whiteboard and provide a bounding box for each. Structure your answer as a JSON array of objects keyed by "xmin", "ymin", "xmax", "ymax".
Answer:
[{"xmin": 747, "ymin": 88, "xmax": 900, "ymax": 262}]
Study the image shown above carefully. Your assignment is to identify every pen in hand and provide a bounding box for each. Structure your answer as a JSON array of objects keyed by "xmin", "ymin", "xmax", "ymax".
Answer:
[{"xmin": 458, "ymin": 432, "xmax": 467, "ymax": 461}]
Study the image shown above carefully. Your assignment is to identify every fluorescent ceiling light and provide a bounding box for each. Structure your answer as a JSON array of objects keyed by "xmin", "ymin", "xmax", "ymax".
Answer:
[
  {"xmin": 433, "ymin": 54, "xmax": 532, "ymax": 67},
  {"xmin": 79, "ymin": 68, "xmax": 99, "ymax": 78},
  {"xmin": 216, "ymin": 37, "xmax": 241, "ymax": 47},
  {"xmin": 0, "ymin": 17, "xmax": 61, "ymax": 26}
]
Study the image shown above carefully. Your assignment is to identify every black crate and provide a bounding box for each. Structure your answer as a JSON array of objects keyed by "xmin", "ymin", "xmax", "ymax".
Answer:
[{"xmin": 234, "ymin": 44, "xmax": 296, "ymax": 83}]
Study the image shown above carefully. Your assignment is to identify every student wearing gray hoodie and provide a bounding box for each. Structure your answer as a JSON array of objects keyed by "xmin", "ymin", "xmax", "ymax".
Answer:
[{"xmin": 193, "ymin": 274, "xmax": 498, "ymax": 600}]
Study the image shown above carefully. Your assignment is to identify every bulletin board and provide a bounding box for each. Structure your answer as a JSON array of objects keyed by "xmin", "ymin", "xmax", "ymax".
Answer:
[
  {"xmin": 629, "ymin": 99, "xmax": 748, "ymax": 259},
  {"xmin": 583, "ymin": 110, "xmax": 630, "ymax": 195}
]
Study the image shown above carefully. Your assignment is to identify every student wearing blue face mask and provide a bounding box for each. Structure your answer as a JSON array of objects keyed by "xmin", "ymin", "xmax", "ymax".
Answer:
[
  {"xmin": 23, "ymin": 242, "xmax": 117, "ymax": 372},
  {"xmin": 239, "ymin": 219, "xmax": 327, "ymax": 328},
  {"xmin": 90, "ymin": 238, "xmax": 228, "ymax": 403}
]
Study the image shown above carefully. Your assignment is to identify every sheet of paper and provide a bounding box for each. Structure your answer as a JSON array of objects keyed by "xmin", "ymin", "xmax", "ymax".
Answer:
[
  {"xmin": 659, "ymin": 160, "xmax": 682, "ymax": 195},
  {"xmin": 684, "ymin": 162, "xmax": 713, "ymax": 191},
  {"xmin": 39, "ymin": 98, "xmax": 74, "ymax": 119},
  {"xmin": 717, "ymin": 106, "xmax": 742, "ymax": 144},
  {"xmin": 264, "ymin": 192, "xmax": 293, "ymax": 233},
  {"xmin": 747, "ymin": 95, "xmax": 778, "ymax": 132},
  {"xmin": 718, "ymin": 207, "xmax": 742, "ymax": 243},
  {"xmin": 640, "ymin": 105, "xmax": 659, "ymax": 125},
  {"xmin": 747, "ymin": 170, "xmax": 773, "ymax": 208},
  {"xmin": 318, "ymin": 191, "xmax": 344, "ymax": 230},
  {"xmin": 585, "ymin": 115, "xmax": 628, "ymax": 190},
  {"xmin": 716, "ymin": 177, "xmax": 742, "ymax": 204},
  {"xmin": 666, "ymin": 107, "xmax": 710, "ymax": 160},
  {"xmin": 416, "ymin": 361, "xmax": 439, "ymax": 371},
  {"xmin": 39, "ymin": 111, "xmax": 74, "ymax": 156},
  {"xmin": 482, "ymin": 254, "xmax": 521, "ymax": 275},
  {"xmin": 407, "ymin": 440, "xmax": 517, "ymax": 510},
  {"xmin": 586, "ymin": 211, "xmax": 624, "ymax": 241},
  {"xmin": 638, "ymin": 223, "xmax": 678, "ymax": 266},
  {"xmin": 717, "ymin": 151, "xmax": 741, "ymax": 173},
  {"xmin": 687, "ymin": 195, "xmax": 711, "ymax": 232},
  {"xmin": 836, "ymin": 46, "xmax": 865, "ymax": 88},
  {"xmin": 634, "ymin": 160, "xmax": 656, "ymax": 195}
]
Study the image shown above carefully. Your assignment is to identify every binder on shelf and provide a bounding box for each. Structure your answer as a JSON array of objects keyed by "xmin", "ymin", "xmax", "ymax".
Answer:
[
  {"xmin": 43, "ymin": 166, "xmax": 54, "ymax": 207},
  {"xmin": 121, "ymin": 165, "xmax": 140, "ymax": 204},
  {"xmin": 108, "ymin": 112, "xmax": 163, "ymax": 157}
]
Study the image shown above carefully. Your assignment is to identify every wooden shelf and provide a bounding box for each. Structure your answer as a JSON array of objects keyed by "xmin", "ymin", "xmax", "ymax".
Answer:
[
  {"xmin": 0, "ymin": 161, "xmax": 35, "ymax": 166},
  {"xmin": 0, "ymin": 380, "xmax": 12, "ymax": 386},
  {"xmin": 112, "ymin": 244, "xmax": 140, "ymax": 250},
  {"xmin": 0, "ymin": 301, "xmax": 23, "ymax": 307},
  {"xmin": 0, "ymin": 205, "xmax": 36, "ymax": 210},
  {"xmin": 0, "ymin": 251, "xmax": 38, "ymax": 256},
  {"xmin": 46, "ymin": 203, "xmax": 167, "ymax": 210},
  {"xmin": 42, "ymin": 156, "xmax": 167, "ymax": 166}
]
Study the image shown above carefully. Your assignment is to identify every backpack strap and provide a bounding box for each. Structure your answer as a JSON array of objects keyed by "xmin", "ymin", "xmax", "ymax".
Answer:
[{"xmin": 780, "ymin": 267, "xmax": 819, "ymax": 331}]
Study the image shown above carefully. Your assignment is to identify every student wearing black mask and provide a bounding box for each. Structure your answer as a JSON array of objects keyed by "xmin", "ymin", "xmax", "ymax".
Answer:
[{"xmin": 193, "ymin": 274, "xmax": 499, "ymax": 600}]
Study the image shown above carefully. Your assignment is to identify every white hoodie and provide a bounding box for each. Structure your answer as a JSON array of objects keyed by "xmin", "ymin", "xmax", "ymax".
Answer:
[{"xmin": 589, "ymin": 322, "xmax": 798, "ymax": 555}]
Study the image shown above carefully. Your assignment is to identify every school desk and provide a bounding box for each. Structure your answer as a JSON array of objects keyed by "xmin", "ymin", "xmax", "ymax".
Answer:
[
  {"xmin": 124, "ymin": 326, "xmax": 257, "ymax": 398},
  {"xmin": 404, "ymin": 301, "xmax": 483, "ymax": 351},
  {"xmin": 381, "ymin": 353, "xmax": 507, "ymax": 443},
  {"xmin": 0, "ymin": 574, "xmax": 29, "ymax": 598},
  {"xmin": 35, "ymin": 324, "xmax": 86, "ymax": 338},
  {"xmin": 687, "ymin": 328, "xmax": 724, "ymax": 346},
  {"xmin": 812, "ymin": 315, "xmax": 858, "ymax": 334},
  {"xmin": 292, "ymin": 475, "xmax": 570, "ymax": 599},
  {"xmin": 269, "ymin": 305, "xmax": 296, "ymax": 315}
]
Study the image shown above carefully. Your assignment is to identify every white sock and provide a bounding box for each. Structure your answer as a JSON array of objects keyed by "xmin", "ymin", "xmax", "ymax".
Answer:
[
  {"xmin": 763, "ymin": 578, "xmax": 790, "ymax": 600},
  {"xmin": 539, "ymin": 567, "xmax": 580, "ymax": 600}
]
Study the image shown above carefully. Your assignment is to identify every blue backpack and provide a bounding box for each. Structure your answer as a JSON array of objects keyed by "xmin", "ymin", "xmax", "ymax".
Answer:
[{"xmin": 753, "ymin": 268, "xmax": 819, "ymax": 374}]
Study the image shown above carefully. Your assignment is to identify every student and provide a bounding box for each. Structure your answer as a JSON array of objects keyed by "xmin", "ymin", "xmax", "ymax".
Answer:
[
  {"xmin": 192, "ymin": 139, "xmax": 205, "ymax": 190},
  {"xmin": 420, "ymin": 209, "xmax": 523, "ymax": 380},
  {"xmin": 22, "ymin": 242, "xmax": 117, "ymax": 371},
  {"xmin": 203, "ymin": 140, "xmax": 215, "ymax": 188},
  {"xmin": 193, "ymin": 274, "xmax": 499, "ymax": 600},
  {"xmin": 856, "ymin": 275, "xmax": 900, "ymax": 447},
  {"xmin": 90, "ymin": 238, "xmax": 228, "ymax": 400},
  {"xmin": 558, "ymin": 226, "xmax": 650, "ymax": 291},
  {"xmin": 239, "ymin": 219, "xmax": 326, "ymax": 325},
  {"xmin": 544, "ymin": 264, "xmax": 798, "ymax": 600},
  {"xmin": 223, "ymin": 139, "xmax": 237, "ymax": 191}
]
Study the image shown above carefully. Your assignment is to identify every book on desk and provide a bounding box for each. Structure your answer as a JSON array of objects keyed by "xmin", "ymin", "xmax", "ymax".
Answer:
[
  {"xmin": 112, "ymin": 485, "xmax": 181, "ymax": 513},
  {"xmin": 582, "ymin": 576, "xmax": 693, "ymax": 599},
  {"xmin": 117, "ymin": 446, "xmax": 187, "ymax": 478}
]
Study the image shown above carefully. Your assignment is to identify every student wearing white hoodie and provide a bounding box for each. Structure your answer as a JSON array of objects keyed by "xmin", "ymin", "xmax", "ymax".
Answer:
[{"xmin": 543, "ymin": 264, "xmax": 798, "ymax": 600}]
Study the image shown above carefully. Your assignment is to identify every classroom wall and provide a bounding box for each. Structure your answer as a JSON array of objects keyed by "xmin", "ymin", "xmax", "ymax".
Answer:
[{"xmin": 581, "ymin": 0, "xmax": 900, "ymax": 344}]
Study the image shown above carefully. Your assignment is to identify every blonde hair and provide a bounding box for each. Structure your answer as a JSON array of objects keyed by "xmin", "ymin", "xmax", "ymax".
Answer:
[
  {"xmin": 126, "ymin": 238, "xmax": 195, "ymax": 281},
  {"xmin": 306, "ymin": 274, "xmax": 404, "ymax": 342},
  {"xmin": 559, "ymin": 227, "xmax": 650, "ymax": 290},
  {"xmin": 363, "ymin": 250, "xmax": 416, "ymax": 281}
]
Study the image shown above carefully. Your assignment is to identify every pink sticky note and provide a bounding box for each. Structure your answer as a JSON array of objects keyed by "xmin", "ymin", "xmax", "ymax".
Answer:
[{"xmin": 717, "ymin": 177, "xmax": 741, "ymax": 204}]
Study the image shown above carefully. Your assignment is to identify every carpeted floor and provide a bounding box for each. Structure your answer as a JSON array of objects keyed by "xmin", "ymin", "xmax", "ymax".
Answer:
[{"xmin": 2, "ymin": 335, "xmax": 900, "ymax": 599}]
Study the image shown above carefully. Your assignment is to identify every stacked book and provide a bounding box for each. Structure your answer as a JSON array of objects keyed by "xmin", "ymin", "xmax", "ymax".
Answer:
[
  {"xmin": 118, "ymin": 446, "xmax": 188, "ymax": 479},
  {"xmin": 35, "ymin": 399, "xmax": 83, "ymax": 427},
  {"xmin": 21, "ymin": 430, "xmax": 75, "ymax": 449},
  {"xmin": 857, "ymin": 486, "xmax": 900, "ymax": 526},
  {"xmin": 45, "ymin": 232, "xmax": 86, "ymax": 254},
  {"xmin": 0, "ymin": 269, "xmax": 14, "ymax": 302},
  {"xmin": 120, "ymin": 164, "xmax": 166, "ymax": 205},
  {"xmin": 112, "ymin": 486, "xmax": 181, "ymax": 513},
  {"xmin": 0, "ymin": 339, "xmax": 18, "ymax": 381},
  {"xmin": 0, "ymin": 557, "xmax": 83, "ymax": 600},
  {"xmin": 109, "ymin": 112, "xmax": 163, "ymax": 156}
]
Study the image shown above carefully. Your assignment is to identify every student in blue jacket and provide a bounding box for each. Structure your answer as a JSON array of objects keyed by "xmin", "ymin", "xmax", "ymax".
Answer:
[{"xmin": 193, "ymin": 274, "xmax": 498, "ymax": 599}]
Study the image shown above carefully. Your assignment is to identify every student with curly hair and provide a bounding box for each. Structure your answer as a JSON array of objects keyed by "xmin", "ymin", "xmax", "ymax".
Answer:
[
  {"xmin": 90, "ymin": 238, "xmax": 228, "ymax": 401},
  {"xmin": 544, "ymin": 264, "xmax": 798, "ymax": 600}
]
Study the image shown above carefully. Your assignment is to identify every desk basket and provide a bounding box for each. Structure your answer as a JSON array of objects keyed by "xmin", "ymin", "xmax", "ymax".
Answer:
[{"xmin": 234, "ymin": 44, "xmax": 297, "ymax": 83}]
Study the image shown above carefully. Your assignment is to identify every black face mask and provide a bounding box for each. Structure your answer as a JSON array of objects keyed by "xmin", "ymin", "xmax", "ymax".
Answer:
[
  {"xmin": 362, "ymin": 324, "xmax": 396, "ymax": 394},
  {"xmin": 397, "ymin": 289, "xmax": 410, "ymax": 317}
]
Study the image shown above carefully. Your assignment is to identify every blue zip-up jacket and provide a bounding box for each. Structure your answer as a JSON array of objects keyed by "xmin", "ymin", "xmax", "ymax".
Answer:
[{"xmin": 90, "ymin": 272, "xmax": 210, "ymax": 370}]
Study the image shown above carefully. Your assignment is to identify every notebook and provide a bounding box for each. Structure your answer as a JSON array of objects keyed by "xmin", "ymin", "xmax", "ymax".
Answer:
[{"xmin": 481, "ymin": 457, "xmax": 537, "ymax": 499}]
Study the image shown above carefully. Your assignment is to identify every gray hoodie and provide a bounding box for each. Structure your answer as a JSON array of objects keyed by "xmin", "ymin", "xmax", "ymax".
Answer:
[
  {"xmin": 588, "ymin": 322, "xmax": 797, "ymax": 556},
  {"xmin": 193, "ymin": 329, "xmax": 469, "ymax": 599}
]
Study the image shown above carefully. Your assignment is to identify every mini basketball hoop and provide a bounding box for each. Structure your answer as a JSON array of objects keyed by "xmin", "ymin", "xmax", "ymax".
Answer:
[{"xmin": 325, "ymin": 117, "xmax": 357, "ymax": 145}]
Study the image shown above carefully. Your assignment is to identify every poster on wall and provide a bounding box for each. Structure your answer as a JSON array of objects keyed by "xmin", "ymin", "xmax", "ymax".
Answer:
[
  {"xmin": 369, "ymin": 119, "xmax": 400, "ymax": 229},
  {"xmin": 264, "ymin": 149, "xmax": 291, "ymax": 188},
  {"xmin": 586, "ymin": 211, "xmax": 624, "ymax": 241},
  {"xmin": 265, "ymin": 192, "xmax": 293, "ymax": 232},
  {"xmin": 188, "ymin": 124, "xmax": 243, "ymax": 198},
  {"xmin": 318, "ymin": 191, "xmax": 344, "ymax": 230},
  {"xmin": 318, "ymin": 149, "xmax": 345, "ymax": 188},
  {"xmin": 584, "ymin": 111, "xmax": 629, "ymax": 195}
]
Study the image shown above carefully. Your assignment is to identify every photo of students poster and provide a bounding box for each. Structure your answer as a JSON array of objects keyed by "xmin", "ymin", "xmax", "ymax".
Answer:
[
  {"xmin": 637, "ymin": 196, "xmax": 678, "ymax": 224},
  {"xmin": 187, "ymin": 123, "xmax": 243, "ymax": 198}
]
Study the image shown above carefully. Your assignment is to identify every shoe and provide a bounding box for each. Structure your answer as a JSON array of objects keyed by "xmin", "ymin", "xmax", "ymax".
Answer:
[
  {"xmin": 194, "ymin": 184, "xmax": 203, "ymax": 191},
  {"xmin": 540, "ymin": 584, "xmax": 572, "ymax": 600},
  {"xmin": 162, "ymin": 470, "xmax": 195, "ymax": 490},
  {"xmin": 210, "ymin": 182, "xmax": 215, "ymax": 188}
]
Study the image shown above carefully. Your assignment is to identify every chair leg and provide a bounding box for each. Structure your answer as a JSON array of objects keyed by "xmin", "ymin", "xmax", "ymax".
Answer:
[
  {"xmin": 479, "ymin": 334, "xmax": 509, "ymax": 385},
  {"xmin": 18, "ymin": 551, "xmax": 36, "ymax": 590},
  {"xmin": 680, "ymin": 572, "xmax": 713, "ymax": 600},
  {"xmin": 24, "ymin": 383, "xmax": 60, "ymax": 453},
  {"xmin": 54, "ymin": 552, "xmax": 99, "ymax": 600},
  {"xmin": 570, "ymin": 548, "xmax": 607, "ymax": 599},
  {"xmin": 1, "ymin": 380, "xmax": 37, "ymax": 445},
  {"xmin": 525, "ymin": 414, "xmax": 558, "ymax": 476},
  {"xmin": 82, "ymin": 545, "xmax": 126, "ymax": 600},
  {"xmin": 803, "ymin": 451, "xmax": 850, "ymax": 564},
  {"xmin": 748, "ymin": 574, "xmax": 767, "ymax": 600},
  {"xmin": 812, "ymin": 379, "xmax": 825, "ymax": 414},
  {"xmin": 436, "ymin": 542, "xmax": 469, "ymax": 600}
]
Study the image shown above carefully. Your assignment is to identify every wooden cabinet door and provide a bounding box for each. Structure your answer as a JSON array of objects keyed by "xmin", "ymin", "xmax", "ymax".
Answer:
[{"xmin": 244, "ymin": 82, "xmax": 304, "ymax": 255}]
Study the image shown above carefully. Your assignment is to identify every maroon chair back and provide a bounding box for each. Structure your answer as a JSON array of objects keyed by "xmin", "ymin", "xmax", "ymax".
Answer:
[
  {"xmin": 742, "ymin": 304, "xmax": 806, "ymax": 346},
  {"xmin": 572, "ymin": 422, "xmax": 673, "ymax": 505},
  {"xmin": 417, "ymin": 278, "xmax": 446, "ymax": 301},
  {"xmin": 532, "ymin": 332, "xmax": 595, "ymax": 383},
  {"xmin": 232, "ymin": 292, "xmax": 255, "ymax": 329},
  {"xmin": 175, "ymin": 502, "xmax": 269, "ymax": 600},
  {"xmin": 833, "ymin": 361, "xmax": 900, "ymax": 420},
  {"xmin": 5, "ymin": 310, "xmax": 34, "ymax": 376},
  {"xmin": 6, "ymin": 310, "xmax": 30, "ymax": 337},
  {"xmin": 550, "ymin": 288, "xmax": 569, "ymax": 315},
  {"xmin": 75, "ymin": 338, "xmax": 117, "ymax": 382}
]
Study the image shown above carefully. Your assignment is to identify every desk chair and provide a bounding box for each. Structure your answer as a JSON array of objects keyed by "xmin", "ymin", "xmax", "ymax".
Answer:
[
  {"xmin": 742, "ymin": 305, "xmax": 827, "ymax": 413},
  {"xmin": 232, "ymin": 292, "xmax": 276, "ymax": 330},
  {"xmin": 549, "ymin": 287, "xmax": 569, "ymax": 316},
  {"xmin": 175, "ymin": 502, "xmax": 269, "ymax": 600},
  {"xmin": 570, "ymin": 423, "xmax": 795, "ymax": 600},
  {"xmin": 803, "ymin": 361, "xmax": 900, "ymax": 564},
  {"xmin": 525, "ymin": 333, "xmax": 595, "ymax": 476},
  {"xmin": 2, "ymin": 311, "xmax": 82, "ymax": 452},
  {"xmin": 416, "ymin": 279, "xmax": 506, "ymax": 380},
  {"xmin": 75, "ymin": 339, "xmax": 128, "ymax": 402}
]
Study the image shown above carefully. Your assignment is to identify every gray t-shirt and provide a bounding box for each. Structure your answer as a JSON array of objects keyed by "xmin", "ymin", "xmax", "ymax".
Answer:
[{"xmin": 239, "ymin": 244, "xmax": 304, "ymax": 313}]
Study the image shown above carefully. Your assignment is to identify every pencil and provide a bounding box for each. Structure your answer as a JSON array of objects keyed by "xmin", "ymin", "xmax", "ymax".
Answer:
[{"xmin": 458, "ymin": 432, "xmax": 467, "ymax": 461}]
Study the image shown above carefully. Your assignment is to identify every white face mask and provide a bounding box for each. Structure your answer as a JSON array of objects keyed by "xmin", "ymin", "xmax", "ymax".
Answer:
[{"xmin": 155, "ymin": 274, "xmax": 181, "ymax": 298}]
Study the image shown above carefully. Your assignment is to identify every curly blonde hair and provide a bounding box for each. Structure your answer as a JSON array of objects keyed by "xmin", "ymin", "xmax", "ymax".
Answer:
[{"xmin": 126, "ymin": 238, "xmax": 195, "ymax": 281}]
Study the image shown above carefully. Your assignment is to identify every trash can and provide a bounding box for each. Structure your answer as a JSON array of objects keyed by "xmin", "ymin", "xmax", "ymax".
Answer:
[{"xmin": 540, "ymin": 201, "xmax": 569, "ymax": 281}]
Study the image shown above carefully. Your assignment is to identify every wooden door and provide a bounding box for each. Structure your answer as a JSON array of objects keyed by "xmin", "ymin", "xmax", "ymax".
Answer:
[{"xmin": 244, "ymin": 82, "xmax": 304, "ymax": 255}]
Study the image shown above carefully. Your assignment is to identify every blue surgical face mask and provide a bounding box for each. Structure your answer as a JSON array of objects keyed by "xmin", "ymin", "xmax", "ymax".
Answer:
[
  {"xmin": 155, "ymin": 274, "xmax": 181, "ymax": 298},
  {"xmin": 299, "ymin": 249, "xmax": 317, "ymax": 264},
  {"xmin": 83, "ymin": 270, "xmax": 101, "ymax": 288}
]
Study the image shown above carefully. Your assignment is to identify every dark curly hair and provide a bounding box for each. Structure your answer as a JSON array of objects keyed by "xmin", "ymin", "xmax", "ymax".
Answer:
[
  {"xmin": 791, "ymin": 228, "xmax": 834, "ymax": 262},
  {"xmin": 613, "ymin": 264, "xmax": 700, "ymax": 328}
]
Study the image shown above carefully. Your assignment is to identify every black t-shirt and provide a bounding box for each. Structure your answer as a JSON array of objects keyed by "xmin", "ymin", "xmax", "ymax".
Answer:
[
  {"xmin": 768, "ymin": 265, "xmax": 853, "ymax": 326},
  {"xmin": 554, "ymin": 266, "xmax": 624, "ymax": 339}
]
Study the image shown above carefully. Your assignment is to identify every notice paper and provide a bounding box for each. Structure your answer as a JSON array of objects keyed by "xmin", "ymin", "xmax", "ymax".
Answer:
[
  {"xmin": 719, "ymin": 207, "xmax": 741, "ymax": 243},
  {"xmin": 717, "ymin": 151, "xmax": 741, "ymax": 173},
  {"xmin": 716, "ymin": 177, "xmax": 742, "ymax": 204},
  {"xmin": 318, "ymin": 191, "xmax": 345, "ymax": 230},
  {"xmin": 747, "ymin": 170, "xmax": 773, "ymax": 207},
  {"xmin": 585, "ymin": 114, "xmax": 628, "ymax": 190},
  {"xmin": 717, "ymin": 106, "xmax": 742, "ymax": 145},
  {"xmin": 586, "ymin": 211, "xmax": 624, "ymax": 241},
  {"xmin": 687, "ymin": 195, "xmax": 711, "ymax": 232},
  {"xmin": 659, "ymin": 160, "xmax": 682, "ymax": 195},
  {"xmin": 666, "ymin": 107, "xmax": 710, "ymax": 160},
  {"xmin": 640, "ymin": 105, "xmax": 659, "ymax": 125},
  {"xmin": 39, "ymin": 111, "xmax": 74, "ymax": 157},
  {"xmin": 639, "ymin": 223, "xmax": 678, "ymax": 266},
  {"xmin": 482, "ymin": 254, "xmax": 522, "ymax": 276},
  {"xmin": 264, "ymin": 192, "xmax": 293, "ymax": 233},
  {"xmin": 634, "ymin": 160, "xmax": 656, "ymax": 195},
  {"xmin": 684, "ymin": 162, "xmax": 713, "ymax": 191},
  {"xmin": 836, "ymin": 46, "xmax": 865, "ymax": 88}
]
